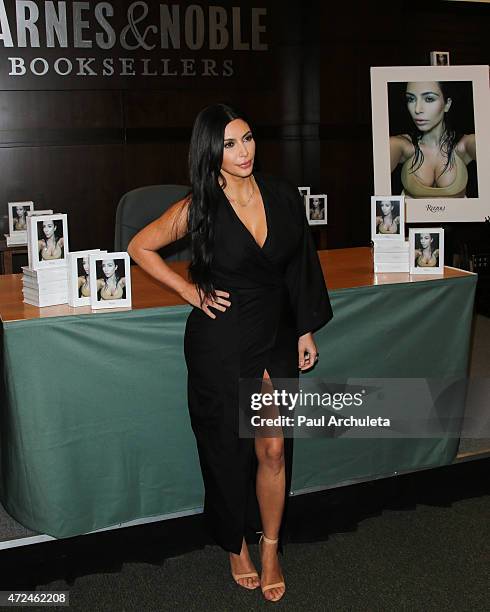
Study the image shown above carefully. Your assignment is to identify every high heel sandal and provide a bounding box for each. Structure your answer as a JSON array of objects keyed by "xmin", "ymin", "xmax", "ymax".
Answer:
[
  {"xmin": 259, "ymin": 534, "xmax": 286, "ymax": 602},
  {"xmin": 230, "ymin": 553, "xmax": 260, "ymax": 590},
  {"xmin": 231, "ymin": 569, "xmax": 260, "ymax": 590}
]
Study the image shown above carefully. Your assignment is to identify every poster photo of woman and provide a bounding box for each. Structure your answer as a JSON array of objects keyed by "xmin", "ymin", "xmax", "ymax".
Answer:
[
  {"xmin": 371, "ymin": 195, "xmax": 405, "ymax": 241},
  {"xmin": 430, "ymin": 51, "xmax": 450, "ymax": 67},
  {"xmin": 306, "ymin": 195, "xmax": 327, "ymax": 225},
  {"xmin": 89, "ymin": 251, "xmax": 132, "ymax": 310},
  {"xmin": 409, "ymin": 228, "xmax": 444, "ymax": 275},
  {"xmin": 67, "ymin": 249, "xmax": 104, "ymax": 307},
  {"xmin": 371, "ymin": 65, "xmax": 490, "ymax": 222},
  {"xmin": 8, "ymin": 201, "xmax": 34, "ymax": 235},
  {"xmin": 27, "ymin": 213, "xmax": 69, "ymax": 270}
]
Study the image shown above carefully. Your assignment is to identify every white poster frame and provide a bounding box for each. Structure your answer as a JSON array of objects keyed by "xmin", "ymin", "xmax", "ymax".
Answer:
[
  {"xmin": 67, "ymin": 250, "xmax": 104, "ymax": 307},
  {"xmin": 371, "ymin": 65, "xmax": 490, "ymax": 222},
  {"xmin": 409, "ymin": 227, "xmax": 445, "ymax": 275},
  {"xmin": 89, "ymin": 252, "xmax": 132, "ymax": 310},
  {"xmin": 27, "ymin": 213, "xmax": 69, "ymax": 270},
  {"xmin": 8, "ymin": 201, "xmax": 34, "ymax": 235}
]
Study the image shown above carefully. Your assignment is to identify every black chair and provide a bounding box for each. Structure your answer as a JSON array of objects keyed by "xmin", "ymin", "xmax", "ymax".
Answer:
[{"xmin": 114, "ymin": 184, "xmax": 191, "ymax": 261}]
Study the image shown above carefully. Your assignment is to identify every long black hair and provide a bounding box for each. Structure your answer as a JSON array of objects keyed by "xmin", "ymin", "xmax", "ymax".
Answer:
[
  {"xmin": 187, "ymin": 103, "xmax": 248, "ymax": 303},
  {"xmin": 407, "ymin": 82, "xmax": 458, "ymax": 179}
]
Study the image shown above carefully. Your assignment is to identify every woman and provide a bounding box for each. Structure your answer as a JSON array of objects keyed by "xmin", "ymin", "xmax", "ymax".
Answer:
[
  {"xmin": 375, "ymin": 200, "xmax": 400, "ymax": 235},
  {"xmin": 390, "ymin": 81, "xmax": 476, "ymax": 198},
  {"xmin": 96, "ymin": 258, "xmax": 126, "ymax": 300},
  {"xmin": 13, "ymin": 205, "xmax": 28, "ymax": 231},
  {"xmin": 128, "ymin": 104, "xmax": 332, "ymax": 602},
  {"xmin": 414, "ymin": 233, "xmax": 439, "ymax": 267},
  {"xmin": 78, "ymin": 256, "xmax": 91, "ymax": 298},
  {"xmin": 37, "ymin": 219, "xmax": 64, "ymax": 261},
  {"xmin": 309, "ymin": 197, "xmax": 325, "ymax": 221}
]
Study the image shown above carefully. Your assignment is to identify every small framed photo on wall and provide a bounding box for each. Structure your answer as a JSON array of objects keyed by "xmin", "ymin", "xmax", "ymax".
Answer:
[
  {"xmin": 27, "ymin": 213, "xmax": 69, "ymax": 270},
  {"xmin": 371, "ymin": 195, "xmax": 405, "ymax": 240},
  {"xmin": 67, "ymin": 250, "xmax": 105, "ymax": 307},
  {"xmin": 8, "ymin": 201, "xmax": 34, "ymax": 235},
  {"xmin": 89, "ymin": 252, "xmax": 132, "ymax": 310},
  {"xmin": 430, "ymin": 51, "xmax": 450, "ymax": 67},
  {"xmin": 306, "ymin": 194, "xmax": 327, "ymax": 225},
  {"xmin": 298, "ymin": 186, "xmax": 311, "ymax": 199},
  {"xmin": 409, "ymin": 228, "xmax": 444, "ymax": 275}
]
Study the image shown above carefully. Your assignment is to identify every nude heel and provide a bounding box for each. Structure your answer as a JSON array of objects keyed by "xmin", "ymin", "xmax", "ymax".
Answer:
[
  {"xmin": 259, "ymin": 534, "xmax": 286, "ymax": 602},
  {"xmin": 231, "ymin": 569, "xmax": 260, "ymax": 590},
  {"xmin": 230, "ymin": 549, "xmax": 259, "ymax": 590}
]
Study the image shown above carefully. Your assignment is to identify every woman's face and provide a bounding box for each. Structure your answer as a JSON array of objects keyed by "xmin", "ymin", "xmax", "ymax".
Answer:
[
  {"xmin": 380, "ymin": 200, "xmax": 393, "ymax": 215},
  {"xmin": 42, "ymin": 221, "xmax": 55, "ymax": 239},
  {"xmin": 82, "ymin": 256, "xmax": 90, "ymax": 275},
  {"xmin": 419, "ymin": 233, "xmax": 432, "ymax": 249},
  {"xmin": 16, "ymin": 206, "xmax": 25, "ymax": 217},
  {"xmin": 221, "ymin": 118, "xmax": 255, "ymax": 179},
  {"xmin": 405, "ymin": 82, "xmax": 451, "ymax": 132},
  {"xmin": 102, "ymin": 259, "xmax": 117, "ymax": 278},
  {"xmin": 311, "ymin": 198, "xmax": 320, "ymax": 209}
]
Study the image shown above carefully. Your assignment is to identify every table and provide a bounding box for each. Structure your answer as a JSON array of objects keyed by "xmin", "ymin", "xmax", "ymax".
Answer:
[
  {"xmin": 0, "ymin": 248, "xmax": 477, "ymax": 538},
  {"xmin": 0, "ymin": 240, "xmax": 28, "ymax": 275}
]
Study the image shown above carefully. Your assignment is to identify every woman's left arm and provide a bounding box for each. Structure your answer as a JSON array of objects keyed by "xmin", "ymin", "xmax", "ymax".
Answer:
[{"xmin": 281, "ymin": 180, "xmax": 332, "ymax": 370}]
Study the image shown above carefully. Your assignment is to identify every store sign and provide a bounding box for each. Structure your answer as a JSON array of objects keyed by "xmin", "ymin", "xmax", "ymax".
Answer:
[{"xmin": 0, "ymin": 1, "xmax": 269, "ymax": 88}]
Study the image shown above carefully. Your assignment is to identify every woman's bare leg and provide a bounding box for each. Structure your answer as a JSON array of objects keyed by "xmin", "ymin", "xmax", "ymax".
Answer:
[{"xmin": 255, "ymin": 369, "xmax": 286, "ymax": 601}]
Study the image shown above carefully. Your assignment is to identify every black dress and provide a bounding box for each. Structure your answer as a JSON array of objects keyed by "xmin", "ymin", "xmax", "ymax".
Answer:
[{"xmin": 184, "ymin": 173, "xmax": 332, "ymax": 554}]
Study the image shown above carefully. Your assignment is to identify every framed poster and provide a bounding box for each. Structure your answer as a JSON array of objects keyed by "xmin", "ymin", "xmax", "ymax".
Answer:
[
  {"xmin": 27, "ymin": 213, "xmax": 69, "ymax": 270},
  {"xmin": 8, "ymin": 201, "xmax": 34, "ymax": 234},
  {"xmin": 306, "ymin": 194, "xmax": 328, "ymax": 225},
  {"xmin": 409, "ymin": 228, "xmax": 444, "ymax": 275},
  {"xmin": 430, "ymin": 51, "xmax": 450, "ymax": 66},
  {"xmin": 89, "ymin": 252, "xmax": 132, "ymax": 310},
  {"xmin": 371, "ymin": 65, "xmax": 490, "ymax": 222},
  {"xmin": 371, "ymin": 195, "xmax": 405, "ymax": 241},
  {"xmin": 67, "ymin": 250, "xmax": 104, "ymax": 307}
]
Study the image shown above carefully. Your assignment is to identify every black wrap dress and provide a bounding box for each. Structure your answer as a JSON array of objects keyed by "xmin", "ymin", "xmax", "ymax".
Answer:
[{"xmin": 184, "ymin": 173, "xmax": 332, "ymax": 554}]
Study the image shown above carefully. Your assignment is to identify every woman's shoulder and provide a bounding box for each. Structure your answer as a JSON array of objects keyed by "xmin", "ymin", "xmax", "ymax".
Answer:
[
  {"xmin": 455, "ymin": 134, "xmax": 475, "ymax": 160},
  {"xmin": 391, "ymin": 133, "xmax": 413, "ymax": 150}
]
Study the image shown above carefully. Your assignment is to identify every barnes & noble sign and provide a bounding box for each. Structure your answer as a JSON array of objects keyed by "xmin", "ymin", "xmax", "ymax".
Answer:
[{"xmin": 0, "ymin": 1, "xmax": 269, "ymax": 88}]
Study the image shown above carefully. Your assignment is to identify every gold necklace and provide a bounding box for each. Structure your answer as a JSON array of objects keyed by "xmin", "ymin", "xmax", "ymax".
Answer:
[{"xmin": 224, "ymin": 176, "xmax": 255, "ymax": 207}]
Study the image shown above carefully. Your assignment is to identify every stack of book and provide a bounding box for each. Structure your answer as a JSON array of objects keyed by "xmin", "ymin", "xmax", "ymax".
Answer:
[
  {"xmin": 373, "ymin": 240, "xmax": 409, "ymax": 273},
  {"xmin": 4, "ymin": 233, "xmax": 27, "ymax": 247},
  {"xmin": 22, "ymin": 266, "xmax": 68, "ymax": 307}
]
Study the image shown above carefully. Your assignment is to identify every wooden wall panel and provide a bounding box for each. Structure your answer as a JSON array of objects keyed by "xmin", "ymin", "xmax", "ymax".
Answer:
[
  {"xmin": 0, "ymin": 91, "xmax": 123, "ymax": 130},
  {"xmin": 0, "ymin": 145, "xmax": 124, "ymax": 251},
  {"xmin": 123, "ymin": 142, "xmax": 190, "ymax": 190}
]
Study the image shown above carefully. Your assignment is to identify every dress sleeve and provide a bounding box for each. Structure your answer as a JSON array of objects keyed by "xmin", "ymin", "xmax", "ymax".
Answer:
[{"xmin": 284, "ymin": 186, "xmax": 333, "ymax": 337}]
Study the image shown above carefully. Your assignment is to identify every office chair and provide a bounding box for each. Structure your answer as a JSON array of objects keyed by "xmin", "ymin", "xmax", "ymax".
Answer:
[{"xmin": 114, "ymin": 184, "xmax": 191, "ymax": 261}]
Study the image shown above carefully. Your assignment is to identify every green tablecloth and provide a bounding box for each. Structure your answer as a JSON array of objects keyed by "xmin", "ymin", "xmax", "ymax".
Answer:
[{"xmin": 0, "ymin": 274, "xmax": 476, "ymax": 538}]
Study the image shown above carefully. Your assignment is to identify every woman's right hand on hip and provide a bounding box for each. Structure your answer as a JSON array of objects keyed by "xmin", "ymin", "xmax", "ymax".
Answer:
[{"xmin": 181, "ymin": 283, "xmax": 231, "ymax": 319}]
